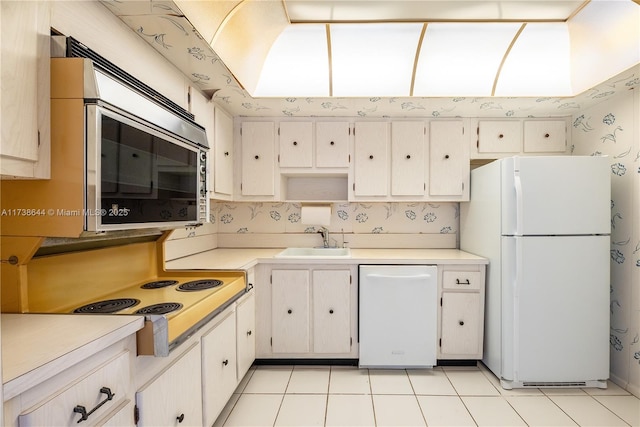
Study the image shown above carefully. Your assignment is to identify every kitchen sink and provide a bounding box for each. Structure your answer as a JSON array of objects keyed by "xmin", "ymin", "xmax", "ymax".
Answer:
[{"xmin": 275, "ymin": 247, "xmax": 351, "ymax": 258}]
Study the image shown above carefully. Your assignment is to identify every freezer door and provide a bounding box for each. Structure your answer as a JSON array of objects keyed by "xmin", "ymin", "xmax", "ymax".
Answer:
[
  {"xmin": 501, "ymin": 156, "xmax": 611, "ymax": 236},
  {"xmin": 501, "ymin": 235, "xmax": 610, "ymax": 384}
]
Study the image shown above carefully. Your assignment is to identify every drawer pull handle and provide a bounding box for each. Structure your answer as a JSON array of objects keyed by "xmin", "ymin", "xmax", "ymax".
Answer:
[
  {"xmin": 73, "ymin": 387, "xmax": 115, "ymax": 423},
  {"xmin": 177, "ymin": 413, "xmax": 185, "ymax": 423},
  {"xmin": 456, "ymin": 279, "xmax": 470, "ymax": 285}
]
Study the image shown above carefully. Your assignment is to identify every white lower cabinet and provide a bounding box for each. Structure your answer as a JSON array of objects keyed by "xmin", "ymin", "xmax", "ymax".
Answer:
[
  {"xmin": 438, "ymin": 266, "xmax": 486, "ymax": 359},
  {"xmin": 17, "ymin": 351, "xmax": 132, "ymax": 427},
  {"xmin": 136, "ymin": 342, "xmax": 203, "ymax": 427},
  {"xmin": 202, "ymin": 311, "xmax": 237, "ymax": 427},
  {"xmin": 257, "ymin": 264, "xmax": 357, "ymax": 358},
  {"xmin": 236, "ymin": 290, "xmax": 256, "ymax": 378}
]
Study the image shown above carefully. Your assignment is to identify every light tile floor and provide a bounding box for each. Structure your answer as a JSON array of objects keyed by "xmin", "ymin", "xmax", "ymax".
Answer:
[{"xmin": 214, "ymin": 363, "xmax": 640, "ymax": 427}]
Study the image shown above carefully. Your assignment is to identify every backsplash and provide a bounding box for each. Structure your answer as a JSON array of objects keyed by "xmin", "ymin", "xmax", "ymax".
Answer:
[
  {"xmin": 571, "ymin": 87, "xmax": 640, "ymax": 397},
  {"xmin": 211, "ymin": 202, "xmax": 458, "ymax": 235}
]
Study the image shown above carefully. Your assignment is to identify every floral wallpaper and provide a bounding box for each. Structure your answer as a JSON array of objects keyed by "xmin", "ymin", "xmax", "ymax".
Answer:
[
  {"xmin": 571, "ymin": 87, "xmax": 640, "ymax": 397},
  {"xmin": 100, "ymin": 0, "xmax": 640, "ymax": 119},
  {"xmin": 211, "ymin": 202, "xmax": 458, "ymax": 238}
]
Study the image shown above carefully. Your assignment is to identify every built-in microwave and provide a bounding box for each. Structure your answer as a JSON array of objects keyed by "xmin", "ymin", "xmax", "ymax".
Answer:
[{"xmin": 85, "ymin": 102, "xmax": 208, "ymax": 232}]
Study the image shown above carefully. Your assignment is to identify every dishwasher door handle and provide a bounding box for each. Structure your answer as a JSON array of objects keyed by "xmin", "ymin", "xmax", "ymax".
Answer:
[{"xmin": 365, "ymin": 274, "xmax": 432, "ymax": 280}]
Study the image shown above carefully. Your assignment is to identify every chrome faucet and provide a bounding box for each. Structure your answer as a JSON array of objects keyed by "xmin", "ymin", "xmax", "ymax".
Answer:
[{"xmin": 318, "ymin": 227, "xmax": 330, "ymax": 248}]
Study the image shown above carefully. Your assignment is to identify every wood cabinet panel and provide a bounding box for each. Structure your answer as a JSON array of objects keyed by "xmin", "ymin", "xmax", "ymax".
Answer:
[
  {"xmin": 391, "ymin": 121, "xmax": 425, "ymax": 196},
  {"xmin": 213, "ymin": 107, "xmax": 234, "ymax": 196},
  {"xmin": 523, "ymin": 120, "xmax": 566, "ymax": 152},
  {"xmin": 441, "ymin": 293, "xmax": 481, "ymax": 355},
  {"xmin": 241, "ymin": 122, "xmax": 275, "ymax": 196},
  {"xmin": 316, "ymin": 122, "xmax": 350, "ymax": 168},
  {"xmin": 354, "ymin": 122, "xmax": 388, "ymax": 196},
  {"xmin": 271, "ymin": 270, "xmax": 310, "ymax": 353},
  {"xmin": 279, "ymin": 121, "xmax": 313, "ymax": 167},
  {"xmin": 312, "ymin": 270, "xmax": 351, "ymax": 354},
  {"xmin": 429, "ymin": 121, "xmax": 466, "ymax": 197}
]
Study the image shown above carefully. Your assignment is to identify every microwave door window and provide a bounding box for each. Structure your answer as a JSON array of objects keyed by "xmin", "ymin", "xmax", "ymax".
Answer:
[
  {"xmin": 100, "ymin": 116, "xmax": 119, "ymax": 194},
  {"xmin": 118, "ymin": 124, "xmax": 154, "ymax": 195}
]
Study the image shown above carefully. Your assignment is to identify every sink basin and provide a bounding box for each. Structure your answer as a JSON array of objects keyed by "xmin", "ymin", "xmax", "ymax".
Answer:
[{"xmin": 275, "ymin": 247, "xmax": 351, "ymax": 258}]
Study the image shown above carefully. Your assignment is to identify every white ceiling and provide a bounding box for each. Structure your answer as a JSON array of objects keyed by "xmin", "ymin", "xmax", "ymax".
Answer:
[
  {"xmin": 284, "ymin": 0, "xmax": 587, "ymax": 22},
  {"xmin": 101, "ymin": 0, "xmax": 640, "ymax": 118}
]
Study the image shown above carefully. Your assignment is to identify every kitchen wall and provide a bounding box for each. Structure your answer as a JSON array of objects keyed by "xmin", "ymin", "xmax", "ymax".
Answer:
[
  {"xmin": 571, "ymin": 87, "xmax": 640, "ymax": 397},
  {"xmin": 212, "ymin": 202, "xmax": 458, "ymax": 236}
]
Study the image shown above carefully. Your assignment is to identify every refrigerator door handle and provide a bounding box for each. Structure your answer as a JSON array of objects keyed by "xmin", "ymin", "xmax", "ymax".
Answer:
[{"xmin": 514, "ymin": 173, "xmax": 523, "ymax": 236}]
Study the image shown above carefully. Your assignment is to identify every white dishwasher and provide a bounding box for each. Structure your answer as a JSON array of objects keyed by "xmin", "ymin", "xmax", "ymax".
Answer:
[{"xmin": 359, "ymin": 265, "xmax": 438, "ymax": 368}]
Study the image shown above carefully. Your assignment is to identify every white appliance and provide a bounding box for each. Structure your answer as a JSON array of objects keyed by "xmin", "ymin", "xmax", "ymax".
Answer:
[
  {"xmin": 461, "ymin": 156, "xmax": 610, "ymax": 389},
  {"xmin": 359, "ymin": 265, "xmax": 437, "ymax": 368}
]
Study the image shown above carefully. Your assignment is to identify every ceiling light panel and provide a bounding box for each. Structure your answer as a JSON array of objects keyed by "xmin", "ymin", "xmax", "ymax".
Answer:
[
  {"xmin": 331, "ymin": 23, "xmax": 423, "ymax": 96},
  {"xmin": 495, "ymin": 23, "xmax": 572, "ymax": 96},
  {"xmin": 413, "ymin": 23, "xmax": 521, "ymax": 96},
  {"xmin": 254, "ymin": 24, "xmax": 329, "ymax": 97}
]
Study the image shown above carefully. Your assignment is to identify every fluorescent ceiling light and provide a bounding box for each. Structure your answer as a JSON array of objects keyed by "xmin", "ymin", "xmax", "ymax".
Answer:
[
  {"xmin": 331, "ymin": 23, "xmax": 423, "ymax": 96},
  {"xmin": 414, "ymin": 23, "xmax": 522, "ymax": 96},
  {"xmin": 495, "ymin": 23, "xmax": 572, "ymax": 96},
  {"xmin": 254, "ymin": 24, "xmax": 329, "ymax": 97}
]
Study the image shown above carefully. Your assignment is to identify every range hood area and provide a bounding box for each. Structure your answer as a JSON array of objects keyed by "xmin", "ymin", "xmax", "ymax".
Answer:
[{"xmin": 100, "ymin": 0, "xmax": 640, "ymax": 116}]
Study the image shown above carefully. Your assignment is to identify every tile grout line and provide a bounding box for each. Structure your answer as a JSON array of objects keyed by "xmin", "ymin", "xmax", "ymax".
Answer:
[{"xmin": 271, "ymin": 366, "xmax": 295, "ymax": 426}]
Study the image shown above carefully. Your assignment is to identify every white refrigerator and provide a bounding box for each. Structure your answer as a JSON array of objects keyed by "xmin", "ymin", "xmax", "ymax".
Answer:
[{"xmin": 460, "ymin": 156, "xmax": 610, "ymax": 389}]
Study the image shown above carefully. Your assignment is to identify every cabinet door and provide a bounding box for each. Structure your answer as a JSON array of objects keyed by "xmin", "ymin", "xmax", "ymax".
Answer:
[
  {"xmin": 1, "ymin": 0, "xmax": 50, "ymax": 178},
  {"xmin": 236, "ymin": 291, "xmax": 256, "ymax": 380},
  {"xmin": 213, "ymin": 107, "xmax": 234, "ymax": 196},
  {"xmin": 241, "ymin": 122, "xmax": 275, "ymax": 196},
  {"xmin": 391, "ymin": 121, "xmax": 425, "ymax": 196},
  {"xmin": 441, "ymin": 292, "xmax": 481, "ymax": 356},
  {"xmin": 136, "ymin": 343, "xmax": 203, "ymax": 427},
  {"xmin": 96, "ymin": 400, "xmax": 135, "ymax": 427},
  {"xmin": 312, "ymin": 270, "xmax": 351, "ymax": 354},
  {"xmin": 18, "ymin": 351, "xmax": 131, "ymax": 426},
  {"xmin": 354, "ymin": 122, "xmax": 388, "ymax": 196},
  {"xmin": 429, "ymin": 121, "xmax": 467, "ymax": 197},
  {"xmin": 202, "ymin": 312, "xmax": 237, "ymax": 427},
  {"xmin": 271, "ymin": 270, "xmax": 310, "ymax": 353},
  {"xmin": 477, "ymin": 121, "xmax": 522, "ymax": 153},
  {"xmin": 279, "ymin": 122, "xmax": 313, "ymax": 167},
  {"xmin": 523, "ymin": 120, "xmax": 566, "ymax": 152},
  {"xmin": 316, "ymin": 122, "xmax": 350, "ymax": 168}
]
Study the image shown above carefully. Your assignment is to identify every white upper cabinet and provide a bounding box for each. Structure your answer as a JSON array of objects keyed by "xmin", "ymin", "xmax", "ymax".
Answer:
[
  {"xmin": 523, "ymin": 120, "xmax": 566, "ymax": 152},
  {"xmin": 1, "ymin": 1, "xmax": 51, "ymax": 179},
  {"xmin": 477, "ymin": 121, "xmax": 522, "ymax": 154},
  {"xmin": 240, "ymin": 121, "xmax": 276, "ymax": 197},
  {"xmin": 429, "ymin": 120, "xmax": 469, "ymax": 199},
  {"xmin": 213, "ymin": 106, "xmax": 234, "ymax": 198},
  {"xmin": 279, "ymin": 121, "xmax": 313, "ymax": 167},
  {"xmin": 391, "ymin": 121, "xmax": 425, "ymax": 196},
  {"xmin": 353, "ymin": 121, "xmax": 389, "ymax": 197},
  {"xmin": 315, "ymin": 122, "xmax": 350, "ymax": 168},
  {"xmin": 472, "ymin": 118, "xmax": 569, "ymax": 159}
]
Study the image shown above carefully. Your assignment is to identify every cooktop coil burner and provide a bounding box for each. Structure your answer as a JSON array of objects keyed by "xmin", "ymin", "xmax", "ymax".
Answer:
[
  {"xmin": 134, "ymin": 302, "xmax": 183, "ymax": 315},
  {"xmin": 73, "ymin": 298, "xmax": 140, "ymax": 314},
  {"xmin": 140, "ymin": 280, "xmax": 179, "ymax": 289},
  {"xmin": 177, "ymin": 279, "xmax": 224, "ymax": 292}
]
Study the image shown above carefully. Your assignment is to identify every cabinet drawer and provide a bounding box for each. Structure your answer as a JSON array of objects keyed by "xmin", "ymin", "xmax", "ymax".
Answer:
[
  {"xmin": 442, "ymin": 271, "xmax": 481, "ymax": 290},
  {"xmin": 19, "ymin": 351, "xmax": 130, "ymax": 426}
]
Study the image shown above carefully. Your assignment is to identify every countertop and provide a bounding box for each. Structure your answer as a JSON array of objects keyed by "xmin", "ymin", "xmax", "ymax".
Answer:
[
  {"xmin": 165, "ymin": 248, "xmax": 488, "ymax": 271},
  {"xmin": 2, "ymin": 313, "xmax": 144, "ymax": 400}
]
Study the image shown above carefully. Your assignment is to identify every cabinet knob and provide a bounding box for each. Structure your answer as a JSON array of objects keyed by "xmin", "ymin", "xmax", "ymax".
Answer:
[
  {"xmin": 330, "ymin": 141, "xmax": 335, "ymax": 145},
  {"xmin": 247, "ymin": 330, "xmax": 252, "ymax": 336},
  {"xmin": 406, "ymin": 154, "xmax": 411, "ymax": 159},
  {"xmin": 177, "ymin": 413, "xmax": 185, "ymax": 423},
  {"xmin": 293, "ymin": 141, "xmax": 298, "ymax": 146},
  {"xmin": 498, "ymin": 134, "xmax": 504, "ymax": 139},
  {"xmin": 223, "ymin": 359, "xmax": 229, "ymax": 366},
  {"xmin": 254, "ymin": 155, "xmax": 260, "ymax": 160},
  {"xmin": 544, "ymin": 133, "xmax": 550, "ymax": 138},
  {"xmin": 444, "ymin": 154, "xmax": 450, "ymax": 159},
  {"xmin": 329, "ymin": 309, "xmax": 334, "ymax": 314},
  {"xmin": 459, "ymin": 321, "xmax": 465, "ymax": 326},
  {"xmin": 287, "ymin": 309, "xmax": 292, "ymax": 314},
  {"xmin": 224, "ymin": 151, "xmax": 229, "ymax": 156},
  {"xmin": 369, "ymin": 155, "xmax": 374, "ymax": 160}
]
